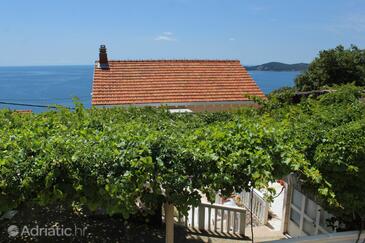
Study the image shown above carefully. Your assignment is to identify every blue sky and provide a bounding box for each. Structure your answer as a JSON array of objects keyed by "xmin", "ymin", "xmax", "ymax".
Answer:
[{"xmin": 0, "ymin": 0, "xmax": 365, "ymax": 66}]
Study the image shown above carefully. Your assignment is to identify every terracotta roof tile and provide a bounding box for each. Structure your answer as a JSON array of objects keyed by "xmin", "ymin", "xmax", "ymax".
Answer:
[
  {"xmin": 15, "ymin": 110, "xmax": 32, "ymax": 114},
  {"xmin": 92, "ymin": 60, "xmax": 265, "ymax": 105}
]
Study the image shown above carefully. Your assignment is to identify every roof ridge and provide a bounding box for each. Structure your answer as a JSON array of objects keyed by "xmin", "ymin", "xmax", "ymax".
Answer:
[{"xmin": 96, "ymin": 59, "xmax": 241, "ymax": 63}]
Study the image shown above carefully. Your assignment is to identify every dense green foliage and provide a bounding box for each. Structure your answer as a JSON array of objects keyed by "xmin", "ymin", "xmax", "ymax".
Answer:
[
  {"xmin": 264, "ymin": 84, "xmax": 365, "ymax": 228},
  {"xmin": 296, "ymin": 45, "xmax": 365, "ymax": 91},
  {"xmin": 0, "ymin": 105, "xmax": 316, "ymax": 219},
  {"xmin": 0, "ymin": 85, "xmax": 364, "ymax": 230},
  {"xmin": 263, "ymin": 87, "xmax": 297, "ymax": 110}
]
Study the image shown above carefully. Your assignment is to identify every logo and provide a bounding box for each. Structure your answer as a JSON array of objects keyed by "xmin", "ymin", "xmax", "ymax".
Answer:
[
  {"xmin": 7, "ymin": 224, "xmax": 87, "ymax": 238},
  {"xmin": 8, "ymin": 225, "xmax": 19, "ymax": 237}
]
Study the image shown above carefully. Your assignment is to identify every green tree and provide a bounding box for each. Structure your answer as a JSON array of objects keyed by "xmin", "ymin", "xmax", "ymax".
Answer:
[
  {"xmin": 267, "ymin": 84, "xmax": 365, "ymax": 229},
  {"xmin": 296, "ymin": 45, "xmax": 365, "ymax": 91},
  {"xmin": 315, "ymin": 119, "xmax": 365, "ymax": 230}
]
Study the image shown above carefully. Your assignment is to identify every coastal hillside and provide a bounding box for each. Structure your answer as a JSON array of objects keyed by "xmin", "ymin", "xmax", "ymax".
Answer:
[{"xmin": 246, "ymin": 62, "xmax": 308, "ymax": 71}]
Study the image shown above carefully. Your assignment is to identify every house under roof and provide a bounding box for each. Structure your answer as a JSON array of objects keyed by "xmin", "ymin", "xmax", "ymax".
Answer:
[{"xmin": 92, "ymin": 45, "xmax": 265, "ymax": 112}]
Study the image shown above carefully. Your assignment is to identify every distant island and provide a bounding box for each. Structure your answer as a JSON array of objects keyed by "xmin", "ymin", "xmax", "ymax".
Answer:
[{"xmin": 246, "ymin": 62, "xmax": 309, "ymax": 71}]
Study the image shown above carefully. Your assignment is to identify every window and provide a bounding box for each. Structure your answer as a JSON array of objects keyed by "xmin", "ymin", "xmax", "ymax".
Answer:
[
  {"xmin": 292, "ymin": 189, "xmax": 303, "ymax": 209},
  {"xmin": 305, "ymin": 198, "xmax": 317, "ymax": 220},
  {"xmin": 319, "ymin": 209, "xmax": 334, "ymax": 232},
  {"xmin": 303, "ymin": 218, "xmax": 316, "ymax": 235},
  {"xmin": 290, "ymin": 208, "xmax": 301, "ymax": 226}
]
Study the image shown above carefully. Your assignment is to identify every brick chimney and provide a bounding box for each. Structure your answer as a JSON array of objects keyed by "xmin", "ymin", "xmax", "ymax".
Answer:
[{"xmin": 99, "ymin": 45, "xmax": 109, "ymax": 69}]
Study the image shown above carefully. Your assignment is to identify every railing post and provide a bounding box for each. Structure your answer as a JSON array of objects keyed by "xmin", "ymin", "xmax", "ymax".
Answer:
[
  {"xmin": 263, "ymin": 201, "xmax": 270, "ymax": 225},
  {"xmin": 239, "ymin": 210, "xmax": 246, "ymax": 236},
  {"xmin": 198, "ymin": 204, "xmax": 205, "ymax": 231},
  {"xmin": 164, "ymin": 203, "xmax": 174, "ymax": 243}
]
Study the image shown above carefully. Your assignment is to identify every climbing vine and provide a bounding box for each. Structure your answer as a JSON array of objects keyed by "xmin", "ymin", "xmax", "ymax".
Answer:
[{"xmin": 1, "ymin": 85, "xmax": 364, "ymax": 230}]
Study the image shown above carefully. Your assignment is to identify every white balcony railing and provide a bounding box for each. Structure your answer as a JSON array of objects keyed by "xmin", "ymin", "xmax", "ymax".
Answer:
[
  {"xmin": 240, "ymin": 190, "xmax": 270, "ymax": 225},
  {"xmin": 176, "ymin": 202, "xmax": 246, "ymax": 235}
]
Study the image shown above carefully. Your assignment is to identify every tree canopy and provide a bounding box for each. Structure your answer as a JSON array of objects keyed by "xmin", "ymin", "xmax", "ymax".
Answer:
[
  {"xmin": 295, "ymin": 45, "xmax": 365, "ymax": 91},
  {"xmin": 263, "ymin": 84, "xmax": 365, "ymax": 229}
]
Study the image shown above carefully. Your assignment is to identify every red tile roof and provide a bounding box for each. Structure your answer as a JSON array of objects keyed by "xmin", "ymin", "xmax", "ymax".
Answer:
[
  {"xmin": 92, "ymin": 60, "xmax": 265, "ymax": 106},
  {"xmin": 15, "ymin": 110, "xmax": 32, "ymax": 114}
]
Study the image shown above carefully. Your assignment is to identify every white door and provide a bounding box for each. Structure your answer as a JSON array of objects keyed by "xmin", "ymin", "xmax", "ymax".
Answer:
[{"xmin": 288, "ymin": 189, "xmax": 334, "ymax": 237}]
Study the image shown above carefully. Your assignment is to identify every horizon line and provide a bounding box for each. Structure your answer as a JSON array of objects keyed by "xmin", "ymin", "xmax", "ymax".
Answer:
[{"xmin": 0, "ymin": 61, "xmax": 309, "ymax": 68}]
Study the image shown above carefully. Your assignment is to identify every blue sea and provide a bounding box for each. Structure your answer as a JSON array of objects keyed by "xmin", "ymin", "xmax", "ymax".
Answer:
[{"xmin": 0, "ymin": 66, "xmax": 300, "ymax": 112}]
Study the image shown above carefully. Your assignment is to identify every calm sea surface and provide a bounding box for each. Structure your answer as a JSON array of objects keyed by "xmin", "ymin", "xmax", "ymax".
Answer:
[
  {"xmin": 0, "ymin": 66, "xmax": 300, "ymax": 112},
  {"xmin": 249, "ymin": 71, "xmax": 300, "ymax": 94}
]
